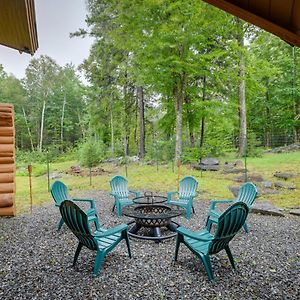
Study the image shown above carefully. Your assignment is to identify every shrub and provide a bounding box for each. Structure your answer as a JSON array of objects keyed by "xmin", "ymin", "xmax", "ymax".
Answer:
[
  {"xmin": 246, "ymin": 131, "xmax": 263, "ymax": 157},
  {"xmin": 79, "ymin": 139, "xmax": 103, "ymax": 167}
]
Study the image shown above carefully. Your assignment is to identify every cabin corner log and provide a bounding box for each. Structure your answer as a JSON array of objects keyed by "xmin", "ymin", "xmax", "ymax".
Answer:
[
  {"xmin": 0, "ymin": 103, "xmax": 16, "ymax": 216},
  {"xmin": 0, "ymin": 137, "xmax": 15, "ymax": 144},
  {"xmin": 0, "ymin": 173, "xmax": 14, "ymax": 182},
  {"xmin": 0, "ymin": 144, "xmax": 15, "ymax": 153},
  {"xmin": 0, "ymin": 193, "xmax": 14, "ymax": 207},
  {"xmin": 0, "ymin": 127, "xmax": 14, "ymax": 137},
  {"xmin": 0, "ymin": 205, "xmax": 16, "ymax": 216}
]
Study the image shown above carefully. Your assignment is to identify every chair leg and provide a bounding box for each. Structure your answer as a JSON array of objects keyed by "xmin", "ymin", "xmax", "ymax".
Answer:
[
  {"xmin": 116, "ymin": 203, "xmax": 122, "ymax": 217},
  {"xmin": 192, "ymin": 206, "xmax": 195, "ymax": 214},
  {"xmin": 123, "ymin": 231, "xmax": 132, "ymax": 258},
  {"xmin": 205, "ymin": 217, "xmax": 213, "ymax": 232},
  {"xmin": 57, "ymin": 218, "xmax": 64, "ymax": 231},
  {"xmin": 186, "ymin": 207, "xmax": 191, "ymax": 219},
  {"xmin": 174, "ymin": 235, "xmax": 182, "ymax": 261},
  {"xmin": 93, "ymin": 251, "xmax": 106, "ymax": 277},
  {"xmin": 112, "ymin": 204, "xmax": 116, "ymax": 213},
  {"xmin": 243, "ymin": 222, "xmax": 249, "ymax": 233},
  {"xmin": 94, "ymin": 215, "xmax": 100, "ymax": 231},
  {"xmin": 73, "ymin": 243, "xmax": 83, "ymax": 267},
  {"xmin": 225, "ymin": 246, "xmax": 236, "ymax": 269},
  {"xmin": 200, "ymin": 254, "xmax": 215, "ymax": 282}
]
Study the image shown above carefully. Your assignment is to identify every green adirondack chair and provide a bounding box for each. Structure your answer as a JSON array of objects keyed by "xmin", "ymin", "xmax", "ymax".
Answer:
[
  {"xmin": 110, "ymin": 175, "xmax": 141, "ymax": 217},
  {"xmin": 174, "ymin": 202, "xmax": 249, "ymax": 282},
  {"xmin": 167, "ymin": 176, "xmax": 198, "ymax": 219},
  {"xmin": 50, "ymin": 180, "xmax": 100, "ymax": 231},
  {"xmin": 206, "ymin": 182, "xmax": 257, "ymax": 233},
  {"xmin": 59, "ymin": 200, "xmax": 132, "ymax": 277}
]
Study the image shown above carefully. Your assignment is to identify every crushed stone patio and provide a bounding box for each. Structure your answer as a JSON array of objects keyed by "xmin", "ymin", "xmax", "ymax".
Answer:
[{"xmin": 0, "ymin": 191, "xmax": 299, "ymax": 299}]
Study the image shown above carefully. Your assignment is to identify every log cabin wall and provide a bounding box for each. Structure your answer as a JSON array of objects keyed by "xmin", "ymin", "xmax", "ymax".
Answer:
[{"xmin": 0, "ymin": 103, "xmax": 16, "ymax": 216}]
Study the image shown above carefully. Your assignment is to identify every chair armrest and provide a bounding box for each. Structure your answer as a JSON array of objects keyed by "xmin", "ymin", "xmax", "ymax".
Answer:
[
  {"xmin": 129, "ymin": 190, "xmax": 141, "ymax": 197},
  {"xmin": 209, "ymin": 199, "xmax": 234, "ymax": 210},
  {"xmin": 177, "ymin": 227, "xmax": 212, "ymax": 242},
  {"xmin": 167, "ymin": 191, "xmax": 178, "ymax": 202},
  {"xmin": 72, "ymin": 198, "xmax": 96, "ymax": 209},
  {"xmin": 94, "ymin": 224, "xmax": 128, "ymax": 238},
  {"xmin": 190, "ymin": 192, "xmax": 198, "ymax": 198}
]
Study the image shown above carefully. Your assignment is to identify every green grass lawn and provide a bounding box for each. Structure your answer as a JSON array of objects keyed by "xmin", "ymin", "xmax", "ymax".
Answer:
[{"xmin": 15, "ymin": 152, "xmax": 300, "ymax": 215}]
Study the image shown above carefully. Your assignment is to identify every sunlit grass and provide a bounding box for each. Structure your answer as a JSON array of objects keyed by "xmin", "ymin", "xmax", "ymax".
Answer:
[{"xmin": 15, "ymin": 152, "xmax": 300, "ymax": 215}]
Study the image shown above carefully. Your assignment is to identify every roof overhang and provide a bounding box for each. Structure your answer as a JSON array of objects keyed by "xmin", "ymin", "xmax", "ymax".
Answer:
[
  {"xmin": 202, "ymin": 0, "xmax": 300, "ymax": 47},
  {"xmin": 0, "ymin": 0, "xmax": 38, "ymax": 55}
]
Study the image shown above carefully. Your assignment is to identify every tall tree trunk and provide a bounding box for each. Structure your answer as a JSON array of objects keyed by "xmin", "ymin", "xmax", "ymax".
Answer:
[
  {"xmin": 60, "ymin": 94, "xmax": 66, "ymax": 146},
  {"xmin": 237, "ymin": 18, "xmax": 247, "ymax": 156},
  {"xmin": 185, "ymin": 95, "xmax": 195, "ymax": 147},
  {"xmin": 110, "ymin": 97, "xmax": 115, "ymax": 157},
  {"xmin": 137, "ymin": 86, "xmax": 145, "ymax": 159},
  {"xmin": 292, "ymin": 46, "xmax": 300, "ymax": 143},
  {"xmin": 77, "ymin": 110, "xmax": 85, "ymax": 139},
  {"xmin": 174, "ymin": 73, "xmax": 186, "ymax": 163},
  {"xmin": 134, "ymin": 90, "xmax": 138, "ymax": 155},
  {"xmin": 264, "ymin": 80, "xmax": 271, "ymax": 147},
  {"xmin": 21, "ymin": 106, "xmax": 34, "ymax": 151},
  {"xmin": 39, "ymin": 99, "xmax": 46, "ymax": 152},
  {"xmin": 174, "ymin": 82, "xmax": 182, "ymax": 163},
  {"xmin": 174, "ymin": 44, "xmax": 186, "ymax": 164},
  {"xmin": 200, "ymin": 76, "xmax": 206, "ymax": 148},
  {"xmin": 123, "ymin": 73, "xmax": 129, "ymax": 156}
]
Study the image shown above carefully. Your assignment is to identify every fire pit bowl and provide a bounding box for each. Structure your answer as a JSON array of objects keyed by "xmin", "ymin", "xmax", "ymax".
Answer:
[
  {"xmin": 134, "ymin": 204, "xmax": 173, "ymax": 227},
  {"xmin": 123, "ymin": 196, "xmax": 184, "ymax": 242}
]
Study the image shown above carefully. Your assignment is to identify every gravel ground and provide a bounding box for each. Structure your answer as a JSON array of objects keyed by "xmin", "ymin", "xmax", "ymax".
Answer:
[{"xmin": 0, "ymin": 191, "xmax": 299, "ymax": 300}]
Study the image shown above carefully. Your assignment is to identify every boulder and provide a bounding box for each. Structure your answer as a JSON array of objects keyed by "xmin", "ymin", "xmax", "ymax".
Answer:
[
  {"xmin": 251, "ymin": 202, "xmax": 285, "ymax": 217},
  {"xmin": 198, "ymin": 165, "xmax": 220, "ymax": 171},
  {"xmin": 261, "ymin": 181, "xmax": 273, "ymax": 189},
  {"xmin": 128, "ymin": 156, "xmax": 140, "ymax": 162},
  {"xmin": 290, "ymin": 209, "xmax": 300, "ymax": 216},
  {"xmin": 49, "ymin": 172, "xmax": 62, "ymax": 180},
  {"xmin": 274, "ymin": 182, "xmax": 296, "ymax": 190},
  {"xmin": 274, "ymin": 172, "xmax": 295, "ymax": 180},
  {"xmin": 265, "ymin": 143, "xmax": 300, "ymax": 154},
  {"xmin": 234, "ymin": 160, "xmax": 243, "ymax": 167},
  {"xmin": 235, "ymin": 174, "xmax": 264, "ymax": 183},
  {"xmin": 200, "ymin": 158, "xmax": 220, "ymax": 165},
  {"xmin": 196, "ymin": 157, "xmax": 220, "ymax": 172},
  {"xmin": 228, "ymin": 186, "xmax": 239, "ymax": 197},
  {"xmin": 222, "ymin": 168, "xmax": 247, "ymax": 174}
]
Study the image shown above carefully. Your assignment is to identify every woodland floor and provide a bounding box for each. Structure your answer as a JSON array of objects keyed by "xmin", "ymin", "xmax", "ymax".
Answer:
[{"xmin": 0, "ymin": 191, "xmax": 299, "ymax": 300}]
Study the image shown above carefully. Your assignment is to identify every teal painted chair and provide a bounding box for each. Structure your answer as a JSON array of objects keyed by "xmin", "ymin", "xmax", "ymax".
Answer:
[
  {"xmin": 110, "ymin": 175, "xmax": 141, "ymax": 217},
  {"xmin": 59, "ymin": 200, "xmax": 131, "ymax": 277},
  {"xmin": 206, "ymin": 182, "xmax": 257, "ymax": 233},
  {"xmin": 167, "ymin": 176, "xmax": 198, "ymax": 219},
  {"xmin": 174, "ymin": 202, "xmax": 249, "ymax": 282},
  {"xmin": 51, "ymin": 180, "xmax": 100, "ymax": 231}
]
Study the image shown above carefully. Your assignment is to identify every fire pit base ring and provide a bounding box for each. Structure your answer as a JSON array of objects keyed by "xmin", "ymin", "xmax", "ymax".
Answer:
[{"xmin": 127, "ymin": 220, "xmax": 180, "ymax": 242}]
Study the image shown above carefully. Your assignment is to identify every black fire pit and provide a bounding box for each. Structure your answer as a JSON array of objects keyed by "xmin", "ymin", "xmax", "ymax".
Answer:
[{"xmin": 123, "ymin": 194, "xmax": 184, "ymax": 242}]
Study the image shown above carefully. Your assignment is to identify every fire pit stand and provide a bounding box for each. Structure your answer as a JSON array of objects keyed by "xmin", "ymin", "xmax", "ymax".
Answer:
[{"xmin": 123, "ymin": 193, "xmax": 184, "ymax": 242}]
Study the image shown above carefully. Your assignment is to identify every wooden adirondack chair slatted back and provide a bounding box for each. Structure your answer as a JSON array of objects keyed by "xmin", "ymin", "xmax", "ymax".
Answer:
[
  {"xmin": 60, "ymin": 200, "xmax": 98, "ymax": 250},
  {"xmin": 209, "ymin": 202, "xmax": 249, "ymax": 255},
  {"xmin": 110, "ymin": 176, "xmax": 129, "ymax": 198},
  {"xmin": 179, "ymin": 176, "xmax": 198, "ymax": 199},
  {"xmin": 236, "ymin": 182, "xmax": 257, "ymax": 207},
  {"xmin": 51, "ymin": 181, "xmax": 69, "ymax": 206}
]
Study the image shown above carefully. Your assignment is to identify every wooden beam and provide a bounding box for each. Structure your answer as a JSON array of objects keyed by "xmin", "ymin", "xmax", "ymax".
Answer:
[{"xmin": 202, "ymin": 0, "xmax": 300, "ymax": 47}]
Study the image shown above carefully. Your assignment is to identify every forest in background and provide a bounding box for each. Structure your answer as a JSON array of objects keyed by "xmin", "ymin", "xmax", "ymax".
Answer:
[{"xmin": 0, "ymin": 0, "xmax": 299, "ymax": 165}]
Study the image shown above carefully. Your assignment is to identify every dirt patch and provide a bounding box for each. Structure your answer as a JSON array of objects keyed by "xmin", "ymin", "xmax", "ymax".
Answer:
[{"xmin": 66, "ymin": 165, "xmax": 110, "ymax": 176}]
